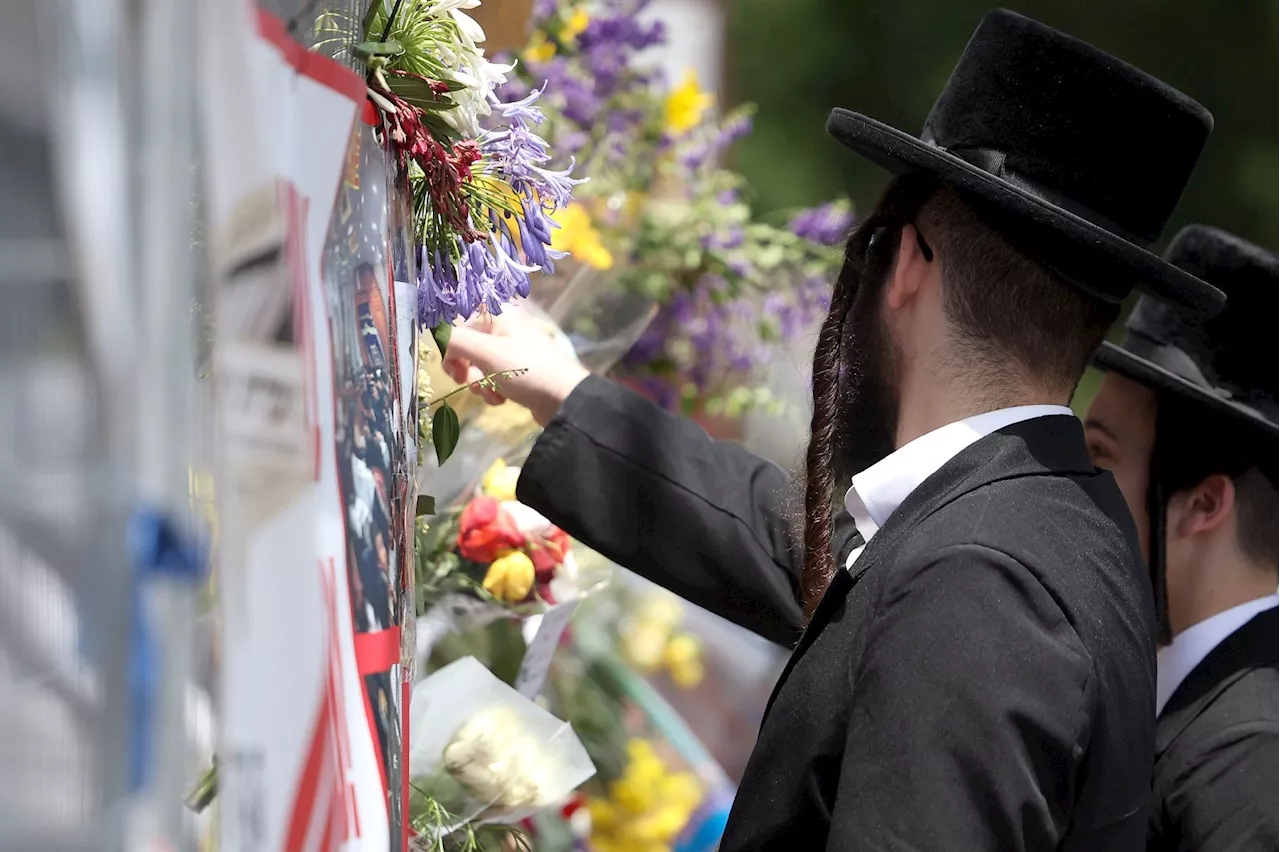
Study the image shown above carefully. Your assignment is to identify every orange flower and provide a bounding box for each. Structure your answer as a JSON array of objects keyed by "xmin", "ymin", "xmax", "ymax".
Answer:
[{"xmin": 457, "ymin": 496, "xmax": 526, "ymax": 563}]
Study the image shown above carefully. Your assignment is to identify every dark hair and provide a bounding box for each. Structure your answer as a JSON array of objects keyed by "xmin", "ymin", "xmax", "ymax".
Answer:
[
  {"xmin": 1155, "ymin": 394, "xmax": 1278, "ymax": 571},
  {"xmin": 920, "ymin": 189, "xmax": 1120, "ymax": 398},
  {"xmin": 802, "ymin": 177, "xmax": 937, "ymax": 613},
  {"xmin": 801, "ymin": 180, "xmax": 1120, "ymax": 615},
  {"xmin": 1233, "ymin": 467, "xmax": 1278, "ymax": 568}
]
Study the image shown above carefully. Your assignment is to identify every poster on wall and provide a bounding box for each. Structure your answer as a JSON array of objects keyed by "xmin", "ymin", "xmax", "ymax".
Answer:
[{"xmin": 200, "ymin": 1, "xmax": 413, "ymax": 849}]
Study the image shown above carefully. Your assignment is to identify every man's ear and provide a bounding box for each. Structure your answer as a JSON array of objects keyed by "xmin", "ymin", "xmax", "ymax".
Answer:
[
  {"xmin": 1172, "ymin": 474, "xmax": 1237, "ymax": 538},
  {"xmin": 884, "ymin": 224, "xmax": 930, "ymax": 311}
]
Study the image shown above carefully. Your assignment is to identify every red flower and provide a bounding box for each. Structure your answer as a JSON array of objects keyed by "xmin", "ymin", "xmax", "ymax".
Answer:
[
  {"xmin": 457, "ymin": 496, "xmax": 526, "ymax": 563},
  {"xmin": 560, "ymin": 795, "xmax": 585, "ymax": 820},
  {"xmin": 527, "ymin": 526, "xmax": 571, "ymax": 583},
  {"xmin": 374, "ymin": 86, "xmax": 482, "ymax": 242}
]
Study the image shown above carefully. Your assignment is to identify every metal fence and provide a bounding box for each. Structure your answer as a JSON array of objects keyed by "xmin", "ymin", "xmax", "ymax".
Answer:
[{"xmin": 0, "ymin": 1, "xmax": 204, "ymax": 849}]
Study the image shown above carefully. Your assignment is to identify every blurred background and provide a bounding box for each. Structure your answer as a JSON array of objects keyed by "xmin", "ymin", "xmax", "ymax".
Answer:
[{"xmin": 728, "ymin": 0, "xmax": 1278, "ymax": 249}]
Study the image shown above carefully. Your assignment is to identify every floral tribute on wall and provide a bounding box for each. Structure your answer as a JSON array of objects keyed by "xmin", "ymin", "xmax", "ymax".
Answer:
[
  {"xmin": 494, "ymin": 0, "xmax": 853, "ymax": 417},
  {"xmin": 354, "ymin": 0, "xmax": 587, "ymax": 332},
  {"xmin": 343, "ymin": 0, "xmax": 589, "ymax": 483},
  {"xmin": 417, "ymin": 459, "xmax": 600, "ymax": 613}
]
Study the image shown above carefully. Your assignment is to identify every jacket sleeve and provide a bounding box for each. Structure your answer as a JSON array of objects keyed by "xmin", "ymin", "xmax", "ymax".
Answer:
[
  {"xmin": 826, "ymin": 543, "xmax": 1094, "ymax": 851},
  {"xmin": 1161, "ymin": 720, "xmax": 1278, "ymax": 851},
  {"xmin": 515, "ymin": 375, "xmax": 814, "ymax": 647}
]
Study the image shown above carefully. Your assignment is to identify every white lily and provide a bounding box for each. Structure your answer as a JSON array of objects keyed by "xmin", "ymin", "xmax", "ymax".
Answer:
[
  {"xmin": 428, "ymin": 0, "xmax": 481, "ymax": 13},
  {"xmin": 451, "ymin": 7, "xmax": 487, "ymax": 44}
]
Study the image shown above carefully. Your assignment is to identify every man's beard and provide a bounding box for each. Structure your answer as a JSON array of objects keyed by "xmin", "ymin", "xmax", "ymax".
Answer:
[{"xmin": 831, "ymin": 280, "xmax": 901, "ymax": 489}]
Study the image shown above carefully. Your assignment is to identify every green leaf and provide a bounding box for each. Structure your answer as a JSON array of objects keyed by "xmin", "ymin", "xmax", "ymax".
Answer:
[
  {"xmin": 415, "ymin": 98, "xmax": 460, "ymax": 112},
  {"xmin": 353, "ymin": 39, "xmax": 404, "ymax": 57},
  {"xmin": 430, "ymin": 322, "xmax": 451, "ymax": 358},
  {"xmin": 421, "ymin": 111, "xmax": 462, "ymax": 143},
  {"xmin": 386, "ymin": 75, "xmax": 459, "ymax": 110},
  {"xmin": 185, "ymin": 763, "xmax": 218, "ymax": 813},
  {"xmin": 415, "ymin": 493, "xmax": 436, "ymax": 516},
  {"xmin": 432, "ymin": 401, "xmax": 460, "ymax": 465}
]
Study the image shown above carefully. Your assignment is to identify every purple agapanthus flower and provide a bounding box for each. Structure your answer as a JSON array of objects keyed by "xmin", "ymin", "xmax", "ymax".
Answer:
[
  {"xmin": 788, "ymin": 202, "xmax": 855, "ymax": 247},
  {"xmin": 416, "ymin": 228, "xmax": 544, "ymax": 328},
  {"xmin": 484, "ymin": 89, "xmax": 589, "ymax": 205},
  {"xmin": 496, "ymin": 86, "xmax": 547, "ymax": 125}
]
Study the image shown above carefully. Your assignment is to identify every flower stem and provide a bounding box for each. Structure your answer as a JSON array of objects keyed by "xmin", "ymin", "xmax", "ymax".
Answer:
[
  {"xmin": 428, "ymin": 368, "xmax": 530, "ymax": 407},
  {"xmin": 380, "ymin": 0, "xmax": 406, "ymax": 42}
]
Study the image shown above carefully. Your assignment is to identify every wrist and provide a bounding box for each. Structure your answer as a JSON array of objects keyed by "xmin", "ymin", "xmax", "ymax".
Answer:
[{"xmin": 530, "ymin": 365, "xmax": 590, "ymax": 427}]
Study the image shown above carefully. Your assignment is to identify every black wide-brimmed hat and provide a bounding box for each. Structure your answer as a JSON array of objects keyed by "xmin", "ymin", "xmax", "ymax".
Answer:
[
  {"xmin": 1095, "ymin": 225, "xmax": 1278, "ymax": 437},
  {"xmin": 827, "ymin": 9, "xmax": 1224, "ymax": 317}
]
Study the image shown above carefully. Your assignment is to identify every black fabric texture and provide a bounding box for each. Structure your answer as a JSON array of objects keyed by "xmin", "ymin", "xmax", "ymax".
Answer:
[
  {"xmin": 1096, "ymin": 224, "xmax": 1278, "ymax": 437},
  {"xmin": 1149, "ymin": 609, "xmax": 1279, "ymax": 852},
  {"xmin": 518, "ymin": 380, "xmax": 1156, "ymax": 851}
]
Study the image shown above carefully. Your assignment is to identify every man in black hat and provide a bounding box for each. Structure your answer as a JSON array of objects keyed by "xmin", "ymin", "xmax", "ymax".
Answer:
[
  {"xmin": 1083, "ymin": 225, "xmax": 1277, "ymax": 852},
  {"xmin": 444, "ymin": 10, "xmax": 1222, "ymax": 849}
]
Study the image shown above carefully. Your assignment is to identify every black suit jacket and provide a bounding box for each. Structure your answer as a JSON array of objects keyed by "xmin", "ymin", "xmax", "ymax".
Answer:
[
  {"xmin": 518, "ymin": 376, "xmax": 1157, "ymax": 851},
  {"xmin": 1148, "ymin": 608, "xmax": 1278, "ymax": 852}
]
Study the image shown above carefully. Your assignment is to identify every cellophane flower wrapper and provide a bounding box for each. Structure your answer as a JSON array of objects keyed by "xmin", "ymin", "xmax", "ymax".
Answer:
[
  {"xmin": 408, "ymin": 656, "xmax": 596, "ymax": 830},
  {"xmin": 536, "ymin": 261, "xmax": 658, "ymax": 375},
  {"xmin": 531, "ymin": 569, "xmax": 737, "ymax": 852}
]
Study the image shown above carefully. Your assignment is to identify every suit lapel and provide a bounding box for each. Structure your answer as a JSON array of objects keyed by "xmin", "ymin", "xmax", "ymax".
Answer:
[
  {"xmin": 1156, "ymin": 608, "xmax": 1279, "ymax": 755},
  {"xmin": 761, "ymin": 415, "xmax": 1096, "ymax": 721}
]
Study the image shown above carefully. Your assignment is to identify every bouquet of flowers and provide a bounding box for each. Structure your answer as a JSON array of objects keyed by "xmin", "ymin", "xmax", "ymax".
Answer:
[
  {"xmin": 494, "ymin": 0, "xmax": 854, "ymax": 417},
  {"xmin": 347, "ymin": 0, "xmax": 587, "ymax": 334},
  {"xmin": 417, "ymin": 459, "xmax": 605, "ymax": 614},
  {"xmin": 409, "ymin": 657, "xmax": 597, "ymax": 839},
  {"xmin": 529, "ymin": 622, "xmax": 735, "ymax": 852},
  {"xmin": 421, "ymin": 599, "xmax": 734, "ymax": 852}
]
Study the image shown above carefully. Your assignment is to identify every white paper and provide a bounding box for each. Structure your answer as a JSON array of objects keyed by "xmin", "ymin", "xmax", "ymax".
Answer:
[{"xmin": 514, "ymin": 601, "xmax": 578, "ymax": 699}]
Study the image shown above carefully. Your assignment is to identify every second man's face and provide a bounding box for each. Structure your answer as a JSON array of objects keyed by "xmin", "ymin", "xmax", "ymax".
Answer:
[{"xmin": 1084, "ymin": 372, "xmax": 1158, "ymax": 560}]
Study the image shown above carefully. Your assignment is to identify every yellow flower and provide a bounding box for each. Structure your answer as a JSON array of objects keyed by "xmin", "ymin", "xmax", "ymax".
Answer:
[
  {"xmin": 621, "ymin": 622, "xmax": 671, "ymax": 672},
  {"xmin": 588, "ymin": 798, "xmax": 618, "ymax": 831},
  {"xmin": 663, "ymin": 633, "xmax": 704, "ymax": 689},
  {"xmin": 590, "ymin": 740, "xmax": 703, "ymax": 851},
  {"xmin": 481, "ymin": 458, "xmax": 521, "ymax": 502},
  {"xmin": 664, "ymin": 70, "xmax": 713, "ymax": 136},
  {"xmin": 482, "ymin": 550, "xmax": 535, "ymax": 602},
  {"xmin": 561, "ymin": 7, "xmax": 590, "ymax": 41},
  {"xmin": 628, "ymin": 804, "xmax": 689, "ymax": 842},
  {"xmin": 636, "ymin": 595, "xmax": 683, "ymax": 628},
  {"xmin": 551, "ymin": 204, "xmax": 614, "ymax": 270},
  {"xmin": 658, "ymin": 771, "xmax": 701, "ymax": 809},
  {"xmin": 522, "ymin": 30, "xmax": 556, "ymax": 64}
]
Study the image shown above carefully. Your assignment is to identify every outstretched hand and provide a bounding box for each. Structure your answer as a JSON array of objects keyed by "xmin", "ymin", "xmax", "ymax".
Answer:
[{"xmin": 442, "ymin": 305, "xmax": 590, "ymax": 427}]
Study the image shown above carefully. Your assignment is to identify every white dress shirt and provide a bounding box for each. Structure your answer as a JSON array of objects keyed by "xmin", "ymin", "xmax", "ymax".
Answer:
[
  {"xmin": 843, "ymin": 405, "xmax": 1075, "ymax": 568},
  {"xmin": 1155, "ymin": 594, "xmax": 1279, "ymax": 715}
]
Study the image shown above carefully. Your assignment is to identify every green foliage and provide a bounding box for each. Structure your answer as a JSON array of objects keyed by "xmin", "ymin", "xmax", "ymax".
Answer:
[
  {"xmin": 432, "ymin": 401, "xmax": 461, "ymax": 464},
  {"xmin": 409, "ymin": 782, "xmax": 532, "ymax": 851},
  {"xmin": 727, "ymin": 0, "xmax": 1277, "ymax": 250},
  {"xmin": 431, "ymin": 322, "xmax": 452, "ymax": 358}
]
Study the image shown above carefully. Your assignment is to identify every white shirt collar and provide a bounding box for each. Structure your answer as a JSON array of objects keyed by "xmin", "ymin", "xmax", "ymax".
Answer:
[
  {"xmin": 1155, "ymin": 594, "xmax": 1279, "ymax": 715},
  {"xmin": 843, "ymin": 405, "xmax": 1073, "ymax": 569}
]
